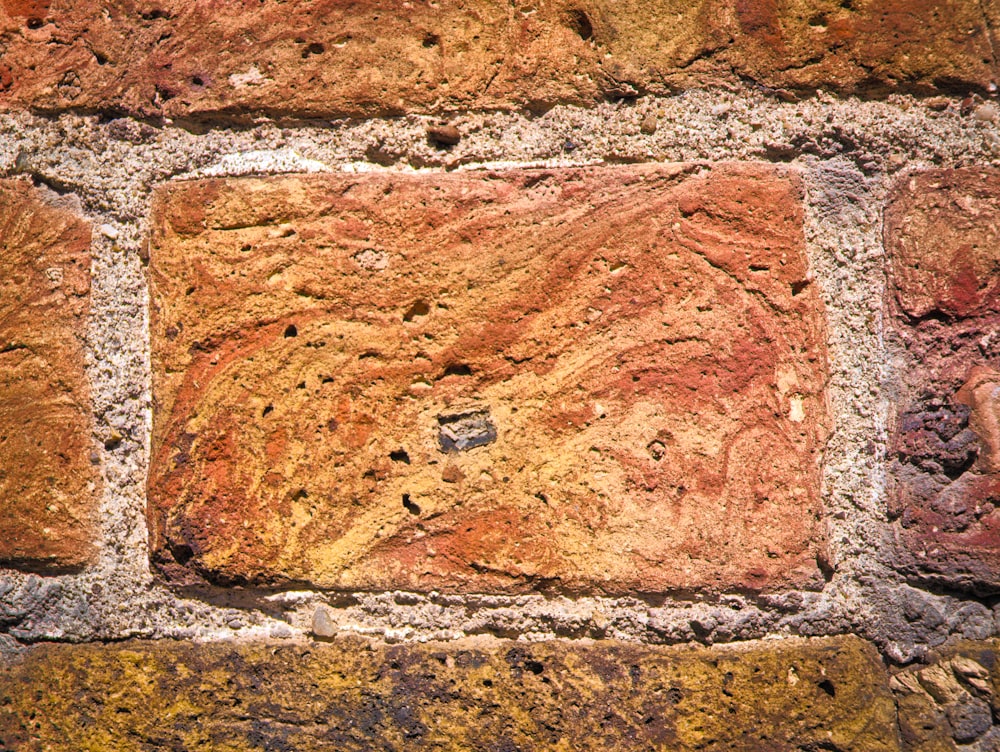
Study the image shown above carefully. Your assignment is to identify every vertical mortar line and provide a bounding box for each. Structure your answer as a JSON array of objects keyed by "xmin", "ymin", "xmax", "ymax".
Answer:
[
  {"xmin": 799, "ymin": 159, "xmax": 886, "ymax": 572},
  {"xmin": 870, "ymin": 171, "xmax": 890, "ymax": 531}
]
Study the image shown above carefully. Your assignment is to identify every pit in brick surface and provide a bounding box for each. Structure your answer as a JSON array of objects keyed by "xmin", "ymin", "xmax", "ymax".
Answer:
[{"xmin": 147, "ymin": 164, "xmax": 829, "ymax": 594}]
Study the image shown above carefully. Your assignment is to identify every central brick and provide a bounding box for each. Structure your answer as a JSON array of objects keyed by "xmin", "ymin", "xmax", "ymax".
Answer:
[{"xmin": 148, "ymin": 165, "xmax": 829, "ymax": 593}]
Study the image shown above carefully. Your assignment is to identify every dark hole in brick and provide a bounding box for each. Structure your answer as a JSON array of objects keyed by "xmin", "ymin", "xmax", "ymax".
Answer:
[
  {"xmin": 170, "ymin": 542, "xmax": 194, "ymax": 565},
  {"xmin": 666, "ymin": 687, "xmax": 683, "ymax": 705},
  {"xmin": 284, "ymin": 324, "xmax": 298, "ymax": 337},
  {"xmin": 525, "ymin": 660, "xmax": 544, "ymax": 675},
  {"xmin": 568, "ymin": 9, "xmax": 593, "ymax": 40},
  {"xmin": 262, "ymin": 404, "xmax": 274, "ymax": 417},
  {"xmin": 191, "ymin": 75, "xmax": 205, "ymax": 87},
  {"xmin": 482, "ymin": 678, "xmax": 493, "ymax": 687},
  {"xmin": 390, "ymin": 449, "xmax": 411, "ymax": 464},
  {"xmin": 791, "ymin": 279, "xmax": 810, "ymax": 296},
  {"xmin": 26, "ymin": 17, "xmax": 43, "ymax": 28},
  {"xmin": 423, "ymin": 33, "xmax": 440, "ymax": 47},
  {"xmin": 818, "ymin": 680, "xmax": 836, "ymax": 697},
  {"xmin": 141, "ymin": 8, "xmax": 171, "ymax": 20},
  {"xmin": 302, "ymin": 42, "xmax": 325, "ymax": 58},
  {"xmin": 154, "ymin": 84, "xmax": 176, "ymax": 102},
  {"xmin": 359, "ymin": 350, "xmax": 380, "ymax": 360},
  {"xmin": 297, "ymin": 381, "xmax": 306, "ymax": 389},
  {"xmin": 403, "ymin": 493, "xmax": 421, "ymax": 515},
  {"xmin": 403, "ymin": 300, "xmax": 431, "ymax": 321},
  {"xmin": 442, "ymin": 363, "xmax": 472, "ymax": 377},
  {"xmin": 808, "ymin": 12, "xmax": 827, "ymax": 26},
  {"xmin": 292, "ymin": 488, "xmax": 309, "ymax": 500},
  {"xmin": 535, "ymin": 492, "xmax": 548, "ymax": 504}
]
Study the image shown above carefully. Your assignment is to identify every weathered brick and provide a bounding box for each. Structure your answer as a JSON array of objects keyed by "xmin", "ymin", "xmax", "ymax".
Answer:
[
  {"xmin": 0, "ymin": 635, "xmax": 900, "ymax": 751},
  {"xmin": 886, "ymin": 168, "xmax": 1000, "ymax": 594},
  {"xmin": 0, "ymin": 179, "xmax": 98, "ymax": 571},
  {"xmin": 148, "ymin": 164, "xmax": 829, "ymax": 593},
  {"xmin": 892, "ymin": 640, "xmax": 1000, "ymax": 751},
  {"xmin": 0, "ymin": 0, "xmax": 994, "ymax": 121}
]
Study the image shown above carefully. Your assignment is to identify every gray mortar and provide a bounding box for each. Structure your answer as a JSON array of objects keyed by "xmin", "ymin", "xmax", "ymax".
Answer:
[{"xmin": 2, "ymin": 89, "xmax": 1000, "ymax": 667}]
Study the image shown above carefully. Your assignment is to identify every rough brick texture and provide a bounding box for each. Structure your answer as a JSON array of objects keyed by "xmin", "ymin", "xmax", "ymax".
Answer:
[
  {"xmin": 0, "ymin": 635, "xmax": 899, "ymax": 751},
  {"xmin": 147, "ymin": 164, "xmax": 829, "ymax": 593},
  {"xmin": 886, "ymin": 168, "xmax": 1000, "ymax": 594},
  {"xmin": 892, "ymin": 640, "xmax": 1000, "ymax": 750},
  {"xmin": 0, "ymin": 179, "xmax": 98, "ymax": 572},
  {"xmin": 0, "ymin": 0, "xmax": 994, "ymax": 120}
]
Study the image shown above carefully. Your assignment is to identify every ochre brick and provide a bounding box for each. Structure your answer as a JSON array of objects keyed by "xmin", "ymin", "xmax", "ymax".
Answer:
[
  {"xmin": 886, "ymin": 168, "xmax": 1000, "ymax": 594},
  {"xmin": 148, "ymin": 165, "xmax": 829, "ymax": 593},
  {"xmin": 0, "ymin": 179, "xmax": 98, "ymax": 571},
  {"xmin": 0, "ymin": 0, "xmax": 994, "ymax": 120},
  {"xmin": 0, "ymin": 635, "xmax": 900, "ymax": 751}
]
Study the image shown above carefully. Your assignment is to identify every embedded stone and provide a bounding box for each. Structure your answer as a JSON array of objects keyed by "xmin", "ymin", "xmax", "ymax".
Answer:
[
  {"xmin": 147, "ymin": 164, "xmax": 830, "ymax": 594},
  {"xmin": 437, "ymin": 409, "xmax": 496, "ymax": 453},
  {"xmin": 0, "ymin": 179, "xmax": 98, "ymax": 572},
  {"xmin": 0, "ymin": 636, "xmax": 899, "ymax": 751}
]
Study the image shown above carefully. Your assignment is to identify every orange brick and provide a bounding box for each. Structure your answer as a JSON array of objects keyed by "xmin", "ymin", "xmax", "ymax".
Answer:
[
  {"xmin": 0, "ymin": 0, "xmax": 994, "ymax": 120},
  {"xmin": 0, "ymin": 179, "xmax": 98, "ymax": 571},
  {"xmin": 148, "ymin": 165, "xmax": 829, "ymax": 593}
]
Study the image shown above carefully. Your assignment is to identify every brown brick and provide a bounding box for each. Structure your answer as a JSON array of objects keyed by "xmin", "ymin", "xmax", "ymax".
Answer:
[
  {"xmin": 0, "ymin": 179, "xmax": 98, "ymax": 571},
  {"xmin": 148, "ymin": 165, "xmax": 829, "ymax": 593},
  {"xmin": 0, "ymin": 0, "xmax": 994, "ymax": 121},
  {"xmin": 886, "ymin": 168, "xmax": 1000, "ymax": 594},
  {"xmin": 0, "ymin": 635, "xmax": 900, "ymax": 751},
  {"xmin": 892, "ymin": 640, "xmax": 1000, "ymax": 750}
]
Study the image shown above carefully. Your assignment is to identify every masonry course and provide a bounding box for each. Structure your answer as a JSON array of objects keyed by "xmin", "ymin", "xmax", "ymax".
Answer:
[
  {"xmin": 0, "ymin": 635, "xmax": 899, "ymax": 751},
  {"xmin": 0, "ymin": 0, "xmax": 997, "ymax": 122}
]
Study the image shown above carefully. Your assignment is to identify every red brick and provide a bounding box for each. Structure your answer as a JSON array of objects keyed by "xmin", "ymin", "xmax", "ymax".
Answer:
[
  {"xmin": 148, "ymin": 165, "xmax": 829, "ymax": 594},
  {"xmin": 886, "ymin": 168, "xmax": 1000, "ymax": 594},
  {"xmin": 0, "ymin": 0, "xmax": 994, "ymax": 120},
  {"xmin": 0, "ymin": 179, "xmax": 98, "ymax": 571}
]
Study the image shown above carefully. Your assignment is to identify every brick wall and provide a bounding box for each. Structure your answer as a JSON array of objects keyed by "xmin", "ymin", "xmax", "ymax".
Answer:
[{"xmin": 3, "ymin": 1, "xmax": 1000, "ymax": 749}]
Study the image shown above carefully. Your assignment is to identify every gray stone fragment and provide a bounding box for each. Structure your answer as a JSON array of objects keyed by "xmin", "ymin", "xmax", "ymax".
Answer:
[
  {"xmin": 311, "ymin": 605, "xmax": 336, "ymax": 638},
  {"xmin": 437, "ymin": 409, "xmax": 496, "ymax": 452},
  {"xmin": 948, "ymin": 697, "xmax": 993, "ymax": 743}
]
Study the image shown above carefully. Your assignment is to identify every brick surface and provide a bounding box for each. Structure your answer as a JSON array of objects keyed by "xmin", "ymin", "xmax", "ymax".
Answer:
[
  {"xmin": 0, "ymin": 179, "xmax": 98, "ymax": 571},
  {"xmin": 148, "ymin": 164, "xmax": 829, "ymax": 593},
  {"xmin": 886, "ymin": 168, "xmax": 1000, "ymax": 594},
  {"xmin": 0, "ymin": 635, "xmax": 900, "ymax": 751},
  {"xmin": 885, "ymin": 169, "xmax": 1000, "ymax": 593},
  {"xmin": 892, "ymin": 640, "xmax": 1000, "ymax": 750},
  {"xmin": 0, "ymin": 0, "xmax": 994, "ymax": 120}
]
